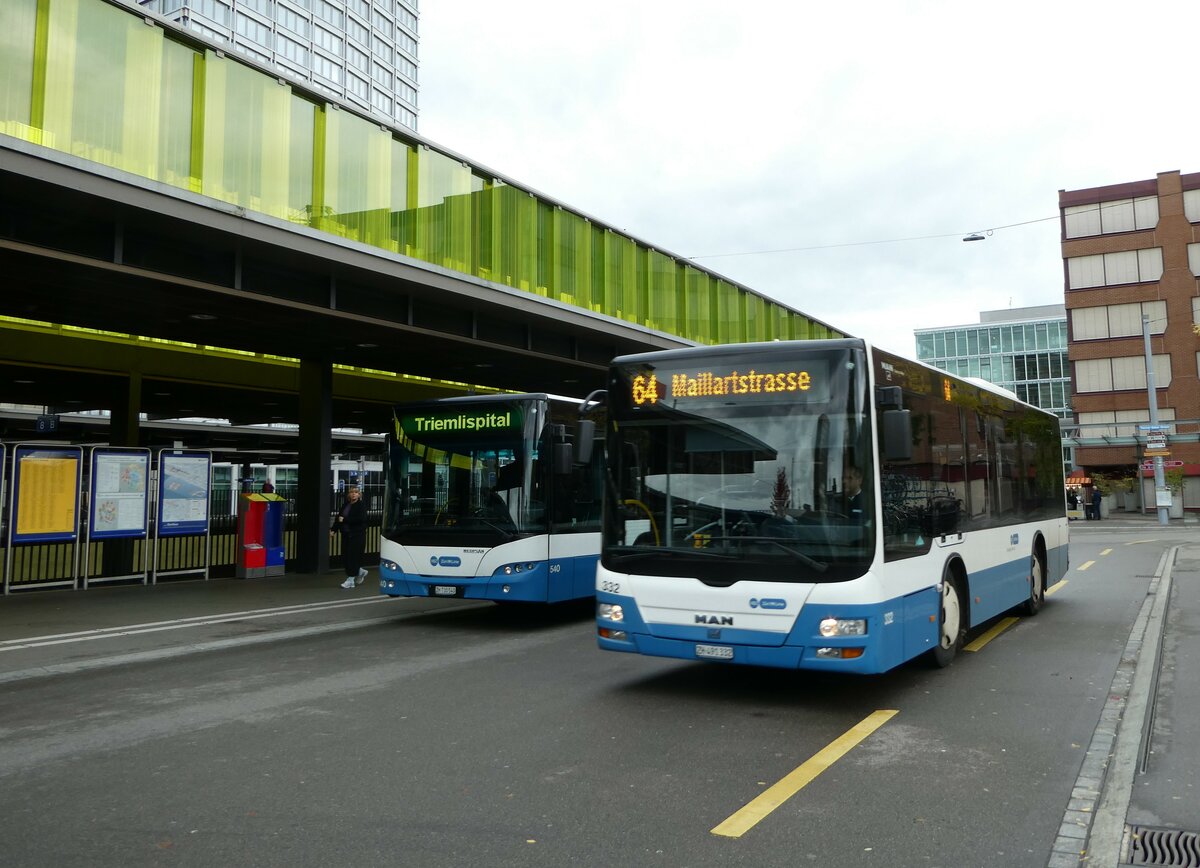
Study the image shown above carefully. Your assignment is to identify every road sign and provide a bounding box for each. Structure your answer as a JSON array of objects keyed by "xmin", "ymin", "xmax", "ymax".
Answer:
[
  {"xmin": 1139, "ymin": 424, "xmax": 1171, "ymax": 431},
  {"xmin": 1142, "ymin": 459, "xmax": 1183, "ymax": 469}
]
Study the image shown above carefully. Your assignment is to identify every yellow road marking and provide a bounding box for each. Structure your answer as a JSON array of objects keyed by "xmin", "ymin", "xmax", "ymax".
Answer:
[
  {"xmin": 1046, "ymin": 579, "xmax": 1068, "ymax": 596},
  {"xmin": 1100, "ymin": 548, "xmax": 1112, "ymax": 556},
  {"xmin": 1077, "ymin": 560, "xmax": 1095, "ymax": 571},
  {"xmin": 1125, "ymin": 539, "xmax": 1158, "ymax": 546},
  {"xmin": 711, "ymin": 710, "xmax": 898, "ymax": 838},
  {"xmin": 964, "ymin": 616, "xmax": 1018, "ymax": 652}
]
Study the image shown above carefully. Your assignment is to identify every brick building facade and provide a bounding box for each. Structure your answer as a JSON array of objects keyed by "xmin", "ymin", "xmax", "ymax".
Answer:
[{"xmin": 1060, "ymin": 170, "xmax": 1200, "ymax": 505}]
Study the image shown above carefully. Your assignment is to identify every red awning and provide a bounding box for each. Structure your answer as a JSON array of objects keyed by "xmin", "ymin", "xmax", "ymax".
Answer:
[{"xmin": 1066, "ymin": 468, "xmax": 1092, "ymax": 485}]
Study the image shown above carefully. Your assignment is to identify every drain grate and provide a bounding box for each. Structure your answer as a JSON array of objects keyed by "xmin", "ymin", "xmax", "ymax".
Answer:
[{"xmin": 1128, "ymin": 826, "xmax": 1200, "ymax": 867}]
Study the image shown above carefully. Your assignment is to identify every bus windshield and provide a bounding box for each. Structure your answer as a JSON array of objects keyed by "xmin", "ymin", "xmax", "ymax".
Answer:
[
  {"xmin": 604, "ymin": 344, "xmax": 875, "ymax": 584},
  {"xmin": 384, "ymin": 398, "xmax": 547, "ymax": 546}
]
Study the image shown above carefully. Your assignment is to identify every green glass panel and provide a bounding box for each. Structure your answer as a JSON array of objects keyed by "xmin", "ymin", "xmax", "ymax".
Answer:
[
  {"xmin": 552, "ymin": 209, "xmax": 594, "ymax": 310},
  {"xmin": 384, "ymin": 135, "xmax": 412, "ymax": 250},
  {"xmin": 321, "ymin": 108, "xmax": 395, "ymax": 248},
  {"xmin": 536, "ymin": 199, "xmax": 555, "ymax": 298},
  {"xmin": 744, "ymin": 294, "xmax": 766, "ymax": 342},
  {"xmin": 202, "ymin": 53, "xmax": 293, "ymax": 219},
  {"xmin": 410, "ymin": 148, "xmax": 484, "ymax": 273},
  {"xmin": 0, "ymin": 0, "xmax": 37, "ymax": 138},
  {"xmin": 485, "ymin": 183, "xmax": 537, "ymax": 293},
  {"xmin": 41, "ymin": 0, "xmax": 194, "ymax": 183},
  {"xmin": 602, "ymin": 232, "xmax": 640, "ymax": 324},
  {"xmin": 681, "ymin": 266, "xmax": 711, "ymax": 343},
  {"xmin": 160, "ymin": 38, "xmax": 198, "ymax": 190},
  {"xmin": 646, "ymin": 250, "xmax": 678, "ymax": 335},
  {"xmin": 288, "ymin": 94, "xmax": 316, "ymax": 226},
  {"xmin": 715, "ymin": 280, "xmax": 741, "ymax": 343}
]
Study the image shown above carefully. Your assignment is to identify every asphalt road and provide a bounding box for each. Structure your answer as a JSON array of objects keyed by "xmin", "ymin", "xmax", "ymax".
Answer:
[{"xmin": 0, "ymin": 527, "xmax": 1186, "ymax": 867}]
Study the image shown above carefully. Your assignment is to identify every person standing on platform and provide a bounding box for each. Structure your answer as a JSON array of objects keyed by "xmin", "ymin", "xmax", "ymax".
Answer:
[
  {"xmin": 331, "ymin": 485, "xmax": 368, "ymax": 589},
  {"xmin": 1091, "ymin": 488, "xmax": 1102, "ymax": 521}
]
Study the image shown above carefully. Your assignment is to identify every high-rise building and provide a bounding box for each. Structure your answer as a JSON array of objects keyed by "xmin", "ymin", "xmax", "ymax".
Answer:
[
  {"xmin": 914, "ymin": 305, "xmax": 1072, "ymax": 418},
  {"xmin": 1060, "ymin": 169, "xmax": 1200, "ymax": 505},
  {"xmin": 138, "ymin": 0, "xmax": 418, "ymax": 131}
]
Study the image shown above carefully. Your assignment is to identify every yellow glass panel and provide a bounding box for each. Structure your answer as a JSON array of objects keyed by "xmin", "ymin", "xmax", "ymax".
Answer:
[{"xmin": 0, "ymin": 0, "xmax": 37, "ymax": 138}]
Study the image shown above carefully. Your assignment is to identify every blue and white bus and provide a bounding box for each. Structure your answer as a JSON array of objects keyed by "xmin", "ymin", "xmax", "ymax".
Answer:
[
  {"xmin": 379, "ymin": 393, "xmax": 603, "ymax": 603},
  {"xmin": 593, "ymin": 339, "xmax": 1068, "ymax": 673}
]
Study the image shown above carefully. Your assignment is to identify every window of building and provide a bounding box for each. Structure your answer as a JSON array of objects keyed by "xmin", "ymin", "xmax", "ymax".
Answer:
[
  {"xmin": 314, "ymin": 0, "xmax": 343, "ymax": 27},
  {"xmin": 277, "ymin": 32, "xmax": 308, "ymax": 65},
  {"xmin": 1078, "ymin": 409, "xmax": 1175, "ymax": 439},
  {"xmin": 1189, "ymin": 243, "xmax": 1200, "ymax": 277},
  {"xmin": 396, "ymin": 31, "xmax": 417, "ymax": 54},
  {"xmin": 234, "ymin": 11, "xmax": 272, "ymax": 48},
  {"xmin": 347, "ymin": 72, "xmax": 369, "ymax": 100},
  {"xmin": 346, "ymin": 15, "xmax": 369, "ymax": 45},
  {"xmin": 372, "ymin": 88, "xmax": 393, "ymax": 115},
  {"xmin": 1076, "ymin": 355, "xmax": 1171, "ymax": 392},
  {"xmin": 191, "ymin": 0, "xmax": 232, "ymax": 25},
  {"xmin": 371, "ymin": 62, "xmax": 393, "ymax": 89},
  {"xmin": 346, "ymin": 0, "xmax": 369, "ymax": 16},
  {"xmin": 397, "ymin": 56, "xmax": 417, "ymax": 80},
  {"xmin": 397, "ymin": 80, "xmax": 417, "ymax": 104},
  {"xmin": 240, "ymin": 0, "xmax": 274, "ymax": 15},
  {"xmin": 372, "ymin": 8, "xmax": 394, "ymax": 37},
  {"xmin": 276, "ymin": 3, "xmax": 309, "ymax": 36},
  {"xmin": 348, "ymin": 44, "xmax": 369, "ymax": 72},
  {"xmin": 1067, "ymin": 248, "xmax": 1164, "ymax": 289},
  {"xmin": 397, "ymin": 5, "xmax": 417, "ymax": 29},
  {"xmin": 1185, "ymin": 189, "xmax": 1200, "ymax": 223},
  {"xmin": 314, "ymin": 25, "xmax": 343, "ymax": 56},
  {"xmin": 1064, "ymin": 196, "xmax": 1158, "ymax": 238},
  {"xmin": 312, "ymin": 52, "xmax": 342, "ymax": 84},
  {"xmin": 398, "ymin": 106, "xmax": 416, "ymax": 128},
  {"xmin": 1072, "ymin": 301, "xmax": 1167, "ymax": 340},
  {"xmin": 372, "ymin": 35, "xmax": 393, "ymax": 63}
]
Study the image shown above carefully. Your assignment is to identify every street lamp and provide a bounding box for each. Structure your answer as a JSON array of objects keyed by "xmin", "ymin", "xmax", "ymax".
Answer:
[{"xmin": 1142, "ymin": 313, "xmax": 1169, "ymax": 526}]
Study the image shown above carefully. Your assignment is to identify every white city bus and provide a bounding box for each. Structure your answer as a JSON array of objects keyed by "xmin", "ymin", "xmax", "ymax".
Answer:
[
  {"xmin": 379, "ymin": 394, "xmax": 603, "ymax": 603},
  {"xmin": 592, "ymin": 339, "xmax": 1068, "ymax": 673}
]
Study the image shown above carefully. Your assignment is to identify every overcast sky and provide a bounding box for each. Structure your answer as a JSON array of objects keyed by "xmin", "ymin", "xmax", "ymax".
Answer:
[{"xmin": 415, "ymin": 1, "xmax": 1198, "ymax": 357}]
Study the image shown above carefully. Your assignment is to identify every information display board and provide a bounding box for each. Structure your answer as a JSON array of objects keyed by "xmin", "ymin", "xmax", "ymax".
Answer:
[
  {"xmin": 10, "ymin": 445, "xmax": 82, "ymax": 543},
  {"xmin": 89, "ymin": 448, "xmax": 150, "ymax": 539},
  {"xmin": 156, "ymin": 450, "xmax": 212, "ymax": 536}
]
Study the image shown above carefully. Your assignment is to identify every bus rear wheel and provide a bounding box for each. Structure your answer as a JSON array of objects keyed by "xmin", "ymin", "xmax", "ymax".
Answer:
[
  {"xmin": 930, "ymin": 573, "xmax": 963, "ymax": 668},
  {"xmin": 1019, "ymin": 551, "xmax": 1045, "ymax": 617}
]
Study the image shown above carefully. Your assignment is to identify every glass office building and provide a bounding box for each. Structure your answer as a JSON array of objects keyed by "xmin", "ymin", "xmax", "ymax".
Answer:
[
  {"xmin": 915, "ymin": 305, "xmax": 1071, "ymax": 418},
  {"xmin": 138, "ymin": 0, "xmax": 419, "ymax": 131}
]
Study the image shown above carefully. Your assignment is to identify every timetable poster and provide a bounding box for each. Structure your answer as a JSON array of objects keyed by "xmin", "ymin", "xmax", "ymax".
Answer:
[
  {"xmin": 90, "ymin": 449, "xmax": 150, "ymax": 539},
  {"xmin": 12, "ymin": 446, "xmax": 82, "ymax": 543},
  {"xmin": 157, "ymin": 451, "xmax": 211, "ymax": 536}
]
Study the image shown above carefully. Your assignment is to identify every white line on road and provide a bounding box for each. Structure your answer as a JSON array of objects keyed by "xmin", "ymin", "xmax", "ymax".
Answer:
[{"xmin": 0, "ymin": 597, "xmax": 397, "ymax": 652}]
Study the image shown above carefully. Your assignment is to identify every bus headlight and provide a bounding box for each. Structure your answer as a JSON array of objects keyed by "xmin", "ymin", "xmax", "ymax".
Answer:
[
  {"xmin": 598, "ymin": 603, "xmax": 624, "ymax": 622},
  {"xmin": 819, "ymin": 617, "xmax": 867, "ymax": 637}
]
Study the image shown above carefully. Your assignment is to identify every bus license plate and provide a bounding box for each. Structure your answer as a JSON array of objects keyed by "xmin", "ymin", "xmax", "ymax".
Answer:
[
  {"xmin": 432, "ymin": 585, "xmax": 462, "ymax": 597},
  {"xmin": 695, "ymin": 644, "xmax": 733, "ymax": 660}
]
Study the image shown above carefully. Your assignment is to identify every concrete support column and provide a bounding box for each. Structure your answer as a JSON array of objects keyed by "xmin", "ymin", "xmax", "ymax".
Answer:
[
  {"xmin": 109, "ymin": 371, "xmax": 142, "ymax": 447},
  {"xmin": 296, "ymin": 358, "xmax": 332, "ymax": 574}
]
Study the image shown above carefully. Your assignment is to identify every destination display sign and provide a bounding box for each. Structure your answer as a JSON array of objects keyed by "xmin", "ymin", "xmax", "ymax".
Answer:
[
  {"xmin": 627, "ymin": 360, "xmax": 831, "ymax": 407},
  {"xmin": 399, "ymin": 408, "xmax": 524, "ymax": 438}
]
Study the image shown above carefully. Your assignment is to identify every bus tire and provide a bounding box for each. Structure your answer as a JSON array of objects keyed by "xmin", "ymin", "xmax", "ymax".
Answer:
[
  {"xmin": 929, "ymin": 570, "xmax": 963, "ymax": 668},
  {"xmin": 1019, "ymin": 549, "xmax": 1045, "ymax": 617}
]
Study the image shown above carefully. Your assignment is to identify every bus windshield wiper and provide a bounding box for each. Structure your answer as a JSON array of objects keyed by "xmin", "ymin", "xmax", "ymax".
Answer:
[
  {"xmin": 608, "ymin": 545, "xmax": 738, "ymax": 565},
  {"xmin": 702, "ymin": 536, "xmax": 828, "ymax": 573}
]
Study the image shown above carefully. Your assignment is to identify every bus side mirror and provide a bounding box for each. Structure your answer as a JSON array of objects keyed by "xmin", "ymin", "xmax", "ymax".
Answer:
[
  {"xmin": 554, "ymin": 443, "xmax": 573, "ymax": 475},
  {"xmin": 882, "ymin": 409, "xmax": 912, "ymax": 461},
  {"xmin": 575, "ymin": 419, "xmax": 596, "ymax": 465}
]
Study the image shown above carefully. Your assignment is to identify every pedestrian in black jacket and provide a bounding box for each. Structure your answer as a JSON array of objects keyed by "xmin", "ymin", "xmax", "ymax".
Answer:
[{"xmin": 331, "ymin": 485, "xmax": 368, "ymax": 588}]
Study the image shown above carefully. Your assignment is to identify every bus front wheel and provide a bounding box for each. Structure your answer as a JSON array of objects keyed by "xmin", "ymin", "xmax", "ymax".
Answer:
[
  {"xmin": 930, "ymin": 573, "xmax": 963, "ymax": 668},
  {"xmin": 1019, "ymin": 551, "xmax": 1045, "ymax": 617}
]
